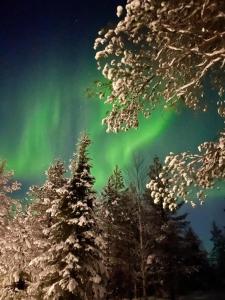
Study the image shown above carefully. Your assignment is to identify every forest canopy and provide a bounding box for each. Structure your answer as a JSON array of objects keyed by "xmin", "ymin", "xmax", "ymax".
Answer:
[{"xmin": 0, "ymin": 142, "xmax": 225, "ymax": 299}]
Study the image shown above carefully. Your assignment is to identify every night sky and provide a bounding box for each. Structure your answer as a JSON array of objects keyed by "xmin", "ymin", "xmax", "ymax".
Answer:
[{"xmin": 0, "ymin": 0, "xmax": 225, "ymax": 248}]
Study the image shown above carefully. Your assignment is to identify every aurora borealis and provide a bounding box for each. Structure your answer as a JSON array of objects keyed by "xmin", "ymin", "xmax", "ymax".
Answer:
[
  {"xmin": 0, "ymin": 0, "xmax": 225, "ymax": 246},
  {"xmin": 0, "ymin": 56, "xmax": 174, "ymax": 189}
]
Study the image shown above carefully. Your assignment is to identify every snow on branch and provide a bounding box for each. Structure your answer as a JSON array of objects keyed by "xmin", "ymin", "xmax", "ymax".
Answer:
[
  {"xmin": 94, "ymin": 0, "xmax": 225, "ymax": 131},
  {"xmin": 147, "ymin": 130, "xmax": 225, "ymax": 209}
]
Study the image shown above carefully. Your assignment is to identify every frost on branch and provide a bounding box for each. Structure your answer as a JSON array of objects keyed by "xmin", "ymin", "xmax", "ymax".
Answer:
[
  {"xmin": 0, "ymin": 161, "xmax": 31, "ymax": 299},
  {"xmin": 0, "ymin": 161, "xmax": 20, "ymax": 221},
  {"xmin": 0, "ymin": 160, "xmax": 21, "ymax": 239},
  {"xmin": 147, "ymin": 131, "xmax": 225, "ymax": 208},
  {"xmin": 94, "ymin": 0, "xmax": 225, "ymax": 131}
]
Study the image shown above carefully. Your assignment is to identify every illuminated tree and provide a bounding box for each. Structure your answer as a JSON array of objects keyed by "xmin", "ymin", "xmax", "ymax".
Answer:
[
  {"xmin": 0, "ymin": 161, "xmax": 30, "ymax": 299},
  {"xmin": 95, "ymin": 0, "xmax": 225, "ymax": 132},
  {"xmin": 30, "ymin": 135, "xmax": 106, "ymax": 300},
  {"xmin": 0, "ymin": 212, "xmax": 33, "ymax": 300},
  {"xmin": 100, "ymin": 166, "xmax": 137, "ymax": 299},
  {"xmin": 146, "ymin": 132, "xmax": 225, "ymax": 208},
  {"xmin": 94, "ymin": 0, "xmax": 225, "ymax": 207},
  {"xmin": 0, "ymin": 161, "xmax": 20, "ymax": 232},
  {"xmin": 27, "ymin": 160, "xmax": 67, "ymax": 298},
  {"xmin": 0, "ymin": 161, "xmax": 65, "ymax": 299}
]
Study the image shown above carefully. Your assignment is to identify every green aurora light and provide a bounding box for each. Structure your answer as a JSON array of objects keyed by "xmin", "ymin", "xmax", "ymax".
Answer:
[
  {"xmin": 89, "ymin": 106, "xmax": 175, "ymax": 190},
  {"xmin": 0, "ymin": 0, "xmax": 224, "ymax": 250},
  {"xmin": 2, "ymin": 78, "xmax": 64, "ymax": 176},
  {"xmin": 0, "ymin": 55, "xmax": 224, "ymax": 196},
  {"xmin": 0, "ymin": 60, "xmax": 175, "ymax": 191}
]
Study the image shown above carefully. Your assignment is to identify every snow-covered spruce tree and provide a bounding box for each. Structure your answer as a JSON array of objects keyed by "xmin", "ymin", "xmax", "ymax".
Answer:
[
  {"xmin": 28, "ymin": 160, "xmax": 67, "ymax": 249},
  {"xmin": 27, "ymin": 160, "xmax": 67, "ymax": 297},
  {"xmin": 30, "ymin": 134, "xmax": 106, "ymax": 300},
  {"xmin": 100, "ymin": 166, "xmax": 126, "ymax": 275},
  {"xmin": 94, "ymin": 0, "xmax": 225, "ymax": 208},
  {"xmin": 100, "ymin": 166, "xmax": 137, "ymax": 299}
]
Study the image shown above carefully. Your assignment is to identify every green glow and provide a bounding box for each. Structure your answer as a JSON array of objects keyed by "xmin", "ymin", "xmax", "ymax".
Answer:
[
  {"xmin": 1, "ymin": 68, "xmax": 72, "ymax": 179},
  {"xmin": 88, "ymin": 101, "xmax": 175, "ymax": 190},
  {"xmin": 81, "ymin": 79, "xmax": 175, "ymax": 189},
  {"xmin": 1, "ymin": 55, "xmax": 223, "ymax": 200},
  {"xmin": 16, "ymin": 95, "xmax": 61, "ymax": 176}
]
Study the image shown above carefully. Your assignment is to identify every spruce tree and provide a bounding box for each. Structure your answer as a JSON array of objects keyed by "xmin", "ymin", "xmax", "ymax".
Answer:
[
  {"xmin": 31, "ymin": 134, "xmax": 106, "ymax": 300},
  {"xmin": 29, "ymin": 160, "xmax": 67, "ymax": 234},
  {"xmin": 101, "ymin": 166, "xmax": 137, "ymax": 299}
]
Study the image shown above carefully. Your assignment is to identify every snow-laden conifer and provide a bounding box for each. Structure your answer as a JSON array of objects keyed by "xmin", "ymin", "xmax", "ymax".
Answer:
[
  {"xmin": 30, "ymin": 135, "xmax": 106, "ymax": 300},
  {"xmin": 101, "ymin": 166, "xmax": 137, "ymax": 299}
]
